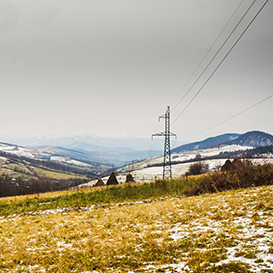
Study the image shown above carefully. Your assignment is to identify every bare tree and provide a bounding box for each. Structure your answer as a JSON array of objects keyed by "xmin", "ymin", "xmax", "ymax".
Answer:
[{"xmin": 188, "ymin": 161, "xmax": 209, "ymax": 175}]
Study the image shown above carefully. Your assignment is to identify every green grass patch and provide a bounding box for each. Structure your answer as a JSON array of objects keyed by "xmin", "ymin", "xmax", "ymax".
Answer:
[
  {"xmin": 33, "ymin": 167, "xmax": 88, "ymax": 180},
  {"xmin": 0, "ymin": 183, "xmax": 273, "ymax": 272},
  {"xmin": 1, "ymin": 161, "xmax": 273, "ymax": 216}
]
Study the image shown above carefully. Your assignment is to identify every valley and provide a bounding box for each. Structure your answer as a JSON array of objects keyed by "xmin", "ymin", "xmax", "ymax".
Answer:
[{"xmin": 1, "ymin": 130, "xmax": 273, "ymax": 195}]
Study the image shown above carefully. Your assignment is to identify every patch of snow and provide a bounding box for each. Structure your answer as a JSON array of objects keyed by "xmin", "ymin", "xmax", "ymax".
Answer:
[{"xmin": 50, "ymin": 156, "xmax": 89, "ymax": 166}]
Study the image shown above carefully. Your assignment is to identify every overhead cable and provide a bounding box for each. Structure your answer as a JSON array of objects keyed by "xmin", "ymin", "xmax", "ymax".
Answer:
[
  {"xmin": 170, "ymin": 0, "xmax": 245, "ymax": 110},
  {"xmin": 172, "ymin": 0, "xmax": 269, "ymax": 125},
  {"xmin": 179, "ymin": 93, "xmax": 273, "ymax": 140}
]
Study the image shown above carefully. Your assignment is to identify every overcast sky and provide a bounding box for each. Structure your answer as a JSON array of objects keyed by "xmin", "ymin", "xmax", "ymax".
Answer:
[{"xmin": 1, "ymin": 0, "xmax": 273, "ymax": 144}]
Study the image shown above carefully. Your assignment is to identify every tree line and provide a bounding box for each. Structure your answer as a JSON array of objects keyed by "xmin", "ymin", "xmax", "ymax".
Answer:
[{"xmin": 0, "ymin": 174, "xmax": 89, "ymax": 198}]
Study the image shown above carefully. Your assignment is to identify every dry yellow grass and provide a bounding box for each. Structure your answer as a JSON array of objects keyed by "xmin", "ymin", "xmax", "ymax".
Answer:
[
  {"xmin": 0, "ymin": 190, "xmax": 67, "ymax": 203},
  {"xmin": 33, "ymin": 167, "xmax": 88, "ymax": 180},
  {"xmin": 0, "ymin": 186, "xmax": 101, "ymax": 203},
  {"xmin": 1, "ymin": 185, "xmax": 273, "ymax": 272}
]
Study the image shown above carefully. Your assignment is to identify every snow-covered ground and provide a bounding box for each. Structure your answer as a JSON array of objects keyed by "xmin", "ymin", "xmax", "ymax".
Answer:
[
  {"xmin": 0, "ymin": 143, "xmax": 49, "ymax": 159},
  {"xmin": 80, "ymin": 158, "xmax": 239, "ymax": 187},
  {"xmin": 1, "ymin": 185, "xmax": 273, "ymax": 272},
  {"xmin": 171, "ymin": 144, "xmax": 253, "ymax": 162},
  {"xmin": 117, "ymin": 144, "xmax": 254, "ymax": 173},
  {"xmin": 81, "ymin": 144, "xmax": 272, "ymax": 187},
  {"xmin": 0, "ymin": 143, "xmax": 91, "ymax": 167},
  {"xmin": 50, "ymin": 156, "xmax": 90, "ymax": 167}
]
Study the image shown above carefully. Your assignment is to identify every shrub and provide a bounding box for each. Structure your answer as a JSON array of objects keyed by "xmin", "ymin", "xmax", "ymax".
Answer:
[
  {"xmin": 186, "ymin": 162, "xmax": 273, "ymax": 195},
  {"xmin": 188, "ymin": 161, "xmax": 209, "ymax": 175}
]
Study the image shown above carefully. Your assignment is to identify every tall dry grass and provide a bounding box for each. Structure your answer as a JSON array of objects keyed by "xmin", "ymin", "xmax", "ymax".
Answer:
[{"xmin": 1, "ymin": 184, "xmax": 273, "ymax": 272}]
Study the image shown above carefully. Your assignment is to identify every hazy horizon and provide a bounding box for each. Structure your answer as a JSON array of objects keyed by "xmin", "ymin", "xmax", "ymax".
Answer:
[{"xmin": 1, "ymin": 130, "xmax": 269, "ymax": 152}]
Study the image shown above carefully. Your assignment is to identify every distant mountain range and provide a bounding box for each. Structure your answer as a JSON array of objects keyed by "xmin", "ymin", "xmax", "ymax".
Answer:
[
  {"xmin": 171, "ymin": 131, "xmax": 273, "ymax": 153},
  {"xmin": 1, "ymin": 131, "xmax": 272, "ymax": 167},
  {"xmin": 56, "ymin": 143, "xmax": 162, "ymax": 165},
  {"xmin": 171, "ymin": 133, "xmax": 240, "ymax": 153},
  {"xmin": 1, "ymin": 135, "xmax": 184, "ymax": 152},
  {"xmin": 0, "ymin": 135, "xmax": 166, "ymax": 165},
  {"xmin": 0, "ymin": 142, "xmax": 162, "ymax": 166},
  {"xmin": 222, "ymin": 131, "xmax": 273, "ymax": 147}
]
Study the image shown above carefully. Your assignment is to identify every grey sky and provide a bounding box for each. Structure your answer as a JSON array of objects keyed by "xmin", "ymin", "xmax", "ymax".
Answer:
[{"xmin": 1, "ymin": 0, "xmax": 273, "ymax": 143}]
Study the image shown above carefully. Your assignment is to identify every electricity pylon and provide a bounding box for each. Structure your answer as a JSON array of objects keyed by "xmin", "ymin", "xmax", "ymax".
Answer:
[{"xmin": 152, "ymin": 106, "xmax": 176, "ymax": 180}]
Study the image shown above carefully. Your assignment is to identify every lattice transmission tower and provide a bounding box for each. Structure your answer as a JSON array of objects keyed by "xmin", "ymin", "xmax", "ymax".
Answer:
[{"xmin": 152, "ymin": 106, "xmax": 176, "ymax": 180}]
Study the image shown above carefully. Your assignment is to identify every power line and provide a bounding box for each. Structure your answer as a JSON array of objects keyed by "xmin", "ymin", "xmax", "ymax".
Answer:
[
  {"xmin": 172, "ymin": 0, "xmax": 269, "ymax": 125},
  {"xmin": 179, "ymin": 93, "xmax": 273, "ymax": 140},
  {"xmin": 170, "ymin": 0, "xmax": 245, "ymax": 110},
  {"xmin": 171, "ymin": 0, "xmax": 255, "ymax": 112}
]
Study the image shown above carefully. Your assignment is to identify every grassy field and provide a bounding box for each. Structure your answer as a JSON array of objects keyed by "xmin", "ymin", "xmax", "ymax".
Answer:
[
  {"xmin": 0, "ymin": 185, "xmax": 272, "ymax": 272},
  {"xmin": 33, "ymin": 167, "xmax": 89, "ymax": 180},
  {"xmin": 0, "ymin": 177, "xmax": 196, "ymax": 216},
  {"xmin": 0, "ymin": 162, "xmax": 89, "ymax": 181},
  {"xmin": 1, "ymin": 162, "xmax": 273, "ymax": 272},
  {"xmin": 0, "ymin": 153, "xmax": 106, "ymax": 187},
  {"xmin": 0, "ymin": 163, "xmax": 33, "ymax": 179}
]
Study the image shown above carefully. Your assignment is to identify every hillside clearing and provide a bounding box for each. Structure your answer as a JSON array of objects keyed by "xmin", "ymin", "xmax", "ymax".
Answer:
[
  {"xmin": 1, "ymin": 184, "xmax": 273, "ymax": 272},
  {"xmin": 33, "ymin": 167, "xmax": 88, "ymax": 180}
]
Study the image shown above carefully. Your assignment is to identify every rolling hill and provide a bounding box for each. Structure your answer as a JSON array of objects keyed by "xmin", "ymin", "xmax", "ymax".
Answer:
[
  {"xmin": 0, "ymin": 142, "xmax": 112, "ymax": 183},
  {"xmin": 171, "ymin": 133, "xmax": 240, "ymax": 153},
  {"xmin": 171, "ymin": 131, "xmax": 273, "ymax": 153},
  {"xmin": 223, "ymin": 130, "xmax": 273, "ymax": 147},
  {"xmin": 0, "ymin": 140, "xmax": 162, "ymax": 166}
]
